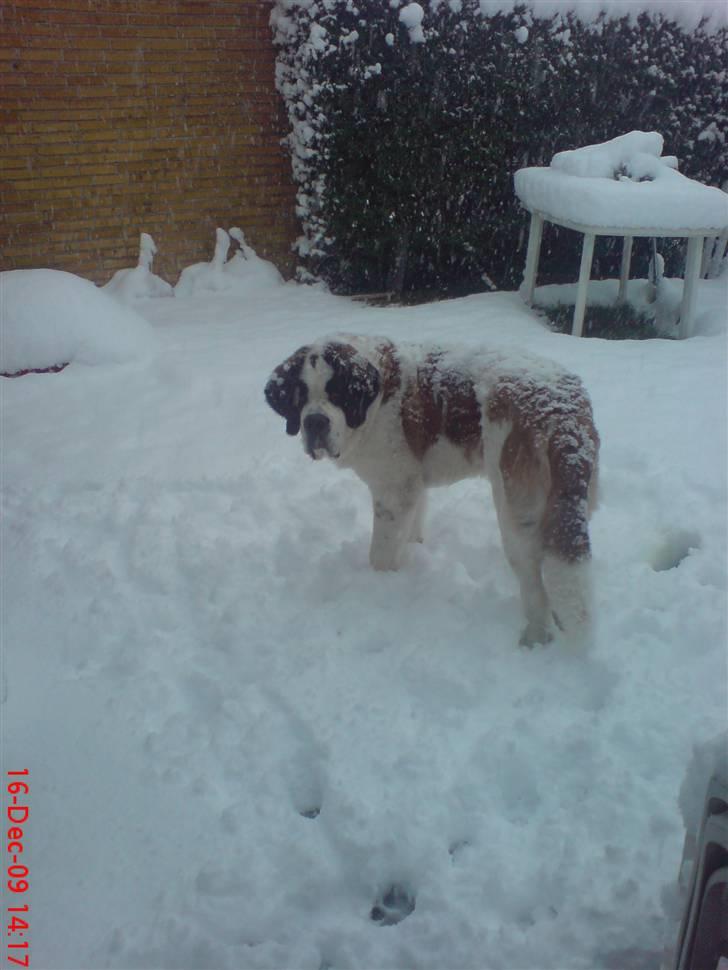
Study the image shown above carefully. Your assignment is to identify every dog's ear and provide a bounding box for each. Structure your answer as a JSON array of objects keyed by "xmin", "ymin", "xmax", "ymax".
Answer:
[
  {"xmin": 264, "ymin": 346, "xmax": 309, "ymax": 435},
  {"xmin": 323, "ymin": 344, "xmax": 381, "ymax": 429}
]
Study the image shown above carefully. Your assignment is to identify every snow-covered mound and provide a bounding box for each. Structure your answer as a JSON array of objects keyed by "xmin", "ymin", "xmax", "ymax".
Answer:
[
  {"xmin": 223, "ymin": 227, "xmax": 285, "ymax": 291},
  {"xmin": 515, "ymin": 130, "xmax": 728, "ymax": 232},
  {"xmin": 0, "ymin": 269, "xmax": 157, "ymax": 375},
  {"xmin": 174, "ymin": 227, "xmax": 232, "ymax": 297},
  {"xmin": 102, "ymin": 232, "xmax": 173, "ymax": 304}
]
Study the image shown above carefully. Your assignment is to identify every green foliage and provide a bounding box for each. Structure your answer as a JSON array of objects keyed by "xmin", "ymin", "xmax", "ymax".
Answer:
[
  {"xmin": 537, "ymin": 302, "xmax": 664, "ymax": 340},
  {"xmin": 273, "ymin": 1, "xmax": 728, "ymax": 295}
]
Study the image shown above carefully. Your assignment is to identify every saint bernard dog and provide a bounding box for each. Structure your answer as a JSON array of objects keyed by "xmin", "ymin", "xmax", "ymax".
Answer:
[{"xmin": 265, "ymin": 335, "xmax": 599, "ymax": 646}]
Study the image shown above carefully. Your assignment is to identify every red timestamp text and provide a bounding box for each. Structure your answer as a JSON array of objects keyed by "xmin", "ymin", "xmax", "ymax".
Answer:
[{"xmin": 5, "ymin": 770, "xmax": 29, "ymax": 968}]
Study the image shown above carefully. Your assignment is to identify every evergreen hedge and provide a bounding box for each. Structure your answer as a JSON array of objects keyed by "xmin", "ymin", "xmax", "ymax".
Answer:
[{"xmin": 272, "ymin": 1, "xmax": 728, "ymax": 296}]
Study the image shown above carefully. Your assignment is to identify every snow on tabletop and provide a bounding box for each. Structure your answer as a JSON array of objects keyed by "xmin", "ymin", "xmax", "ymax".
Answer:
[
  {"xmin": 2, "ymin": 270, "xmax": 726, "ymax": 968},
  {"xmin": 0, "ymin": 268, "xmax": 157, "ymax": 375},
  {"xmin": 550, "ymin": 131, "xmax": 670, "ymax": 179},
  {"xmin": 515, "ymin": 131, "xmax": 728, "ymax": 233}
]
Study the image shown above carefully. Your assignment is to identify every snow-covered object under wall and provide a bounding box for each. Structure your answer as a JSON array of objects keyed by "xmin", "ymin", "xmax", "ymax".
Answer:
[
  {"xmin": 514, "ymin": 131, "xmax": 728, "ymax": 232},
  {"xmin": 174, "ymin": 228, "xmax": 232, "ymax": 298},
  {"xmin": 102, "ymin": 233, "xmax": 173, "ymax": 304},
  {"xmin": 0, "ymin": 269, "xmax": 157, "ymax": 375},
  {"xmin": 223, "ymin": 228, "xmax": 285, "ymax": 291}
]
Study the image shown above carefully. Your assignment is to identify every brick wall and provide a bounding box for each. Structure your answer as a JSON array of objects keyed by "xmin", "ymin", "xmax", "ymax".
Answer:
[{"xmin": 0, "ymin": 0, "xmax": 298, "ymax": 285}]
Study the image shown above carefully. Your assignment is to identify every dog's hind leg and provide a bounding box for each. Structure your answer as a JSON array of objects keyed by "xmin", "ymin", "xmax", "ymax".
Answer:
[
  {"xmin": 498, "ymin": 509, "xmax": 553, "ymax": 646},
  {"xmin": 492, "ymin": 442, "xmax": 552, "ymax": 646},
  {"xmin": 540, "ymin": 419, "xmax": 599, "ymax": 640},
  {"xmin": 541, "ymin": 495, "xmax": 594, "ymax": 639}
]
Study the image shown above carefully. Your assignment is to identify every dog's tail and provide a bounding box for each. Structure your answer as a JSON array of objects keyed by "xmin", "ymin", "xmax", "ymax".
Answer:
[{"xmin": 541, "ymin": 409, "xmax": 599, "ymax": 641}]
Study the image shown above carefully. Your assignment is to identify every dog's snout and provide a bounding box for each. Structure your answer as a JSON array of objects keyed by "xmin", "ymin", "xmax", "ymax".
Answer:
[
  {"xmin": 303, "ymin": 411, "xmax": 336, "ymax": 460},
  {"xmin": 303, "ymin": 413, "xmax": 331, "ymax": 438}
]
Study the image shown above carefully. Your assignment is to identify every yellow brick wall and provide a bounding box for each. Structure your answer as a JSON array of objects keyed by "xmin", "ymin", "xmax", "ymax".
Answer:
[{"xmin": 0, "ymin": 0, "xmax": 299, "ymax": 285}]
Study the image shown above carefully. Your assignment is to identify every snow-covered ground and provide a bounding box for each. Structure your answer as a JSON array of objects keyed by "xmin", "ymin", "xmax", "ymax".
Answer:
[{"xmin": 2, "ymin": 267, "xmax": 726, "ymax": 969}]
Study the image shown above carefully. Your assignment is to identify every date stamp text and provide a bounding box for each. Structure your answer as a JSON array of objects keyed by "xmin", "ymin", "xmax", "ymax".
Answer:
[{"xmin": 5, "ymin": 770, "xmax": 29, "ymax": 968}]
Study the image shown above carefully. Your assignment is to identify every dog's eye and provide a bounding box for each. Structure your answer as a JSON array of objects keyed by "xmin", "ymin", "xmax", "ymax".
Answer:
[{"xmin": 325, "ymin": 378, "xmax": 345, "ymax": 408}]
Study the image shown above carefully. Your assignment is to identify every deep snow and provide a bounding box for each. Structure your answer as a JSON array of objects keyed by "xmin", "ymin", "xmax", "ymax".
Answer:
[{"xmin": 1, "ymin": 267, "xmax": 726, "ymax": 969}]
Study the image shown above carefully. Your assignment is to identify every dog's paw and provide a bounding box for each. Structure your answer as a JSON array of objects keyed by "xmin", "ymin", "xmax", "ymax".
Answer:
[
  {"xmin": 369, "ymin": 545, "xmax": 402, "ymax": 571},
  {"xmin": 519, "ymin": 622, "xmax": 554, "ymax": 648},
  {"xmin": 370, "ymin": 556, "xmax": 400, "ymax": 572}
]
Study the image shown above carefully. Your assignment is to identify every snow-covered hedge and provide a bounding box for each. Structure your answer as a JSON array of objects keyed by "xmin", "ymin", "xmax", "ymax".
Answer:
[{"xmin": 272, "ymin": 0, "xmax": 728, "ymax": 295}]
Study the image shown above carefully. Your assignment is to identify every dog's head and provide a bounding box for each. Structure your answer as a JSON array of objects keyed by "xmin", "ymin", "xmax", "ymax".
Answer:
[{"xmin": 265, "ymin": 340, "xmax": 381, "ymax": 461}]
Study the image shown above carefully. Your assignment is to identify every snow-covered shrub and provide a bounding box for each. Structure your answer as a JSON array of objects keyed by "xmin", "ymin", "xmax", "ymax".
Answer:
[
  {"xmin": 272, "ymin": 1, "xmax": 728, "ymax": 295},
  {"xmin": 224, "ymin": 228, "xmax": 286, "ymax": 290},
  {"xmin": 0, "ymin": 269, "xmax": 157, "ymax": 375}
]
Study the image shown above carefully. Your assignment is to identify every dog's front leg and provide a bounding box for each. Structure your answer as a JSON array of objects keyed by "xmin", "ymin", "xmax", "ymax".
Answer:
[
  {"xmin": 369, "ymin": 479, "xmax": 423, "ymax": 571},
  {"xmin": 408, "ymin": 490, "xmax": 427, "ymax": 544}
]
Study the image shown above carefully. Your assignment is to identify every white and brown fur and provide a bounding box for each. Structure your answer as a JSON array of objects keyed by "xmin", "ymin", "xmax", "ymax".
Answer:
[{"xmin": 265, "ymin": 335, "xmax": 599, "ymax": 645}]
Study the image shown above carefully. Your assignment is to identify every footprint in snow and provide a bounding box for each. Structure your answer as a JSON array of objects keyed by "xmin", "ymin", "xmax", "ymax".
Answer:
[
  {"xmin": 259, "ymin": 687, "xmax": 328, "ymax": 820},
  {"xmin": 649, "ymin": 527, "xmax": 701, "ymax": 572},
  {"xmin": 448, "ymin": 839, "xmax": 471, "ymax": 859},
  {"xmin": 370, "ymin": 885, "xmax": 416, "ymax": 926},
  {"xmin": 299, "ymin": 805, "xmax": 321, "ymax": 819}
]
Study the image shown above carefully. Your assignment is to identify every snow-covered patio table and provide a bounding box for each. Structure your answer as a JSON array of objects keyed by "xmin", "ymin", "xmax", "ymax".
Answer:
[{"xmin": 514, "ymin": 132, "xmax": 728, "ymax": 338}]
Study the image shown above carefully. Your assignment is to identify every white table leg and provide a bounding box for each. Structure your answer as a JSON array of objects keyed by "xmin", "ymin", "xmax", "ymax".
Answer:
[
  {"xmin": 522, "ymin": 212, "xmax": 543, "ymax": 306},
  {"xmin": 573, "ymin": 232, "xmax": 595, "ymax": 337},
  {"xmin": 679, "ymin": 236, "xmax": 703, "ymax": 339},
  {"xmin": 618, "ymin": 235, "xmax": 633, "ymax": 303}
]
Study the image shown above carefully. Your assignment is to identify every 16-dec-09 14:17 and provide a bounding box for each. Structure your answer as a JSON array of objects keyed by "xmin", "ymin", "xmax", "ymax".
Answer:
[{"xmin": 6, "ymin": 770, "xmax": 29, "ymax": 969}]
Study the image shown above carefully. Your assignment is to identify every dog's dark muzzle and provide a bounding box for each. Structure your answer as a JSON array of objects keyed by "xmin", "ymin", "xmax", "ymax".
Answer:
[{"xmin": 303, "ymin": 412, "xmax": 332, "ymax": 458}]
